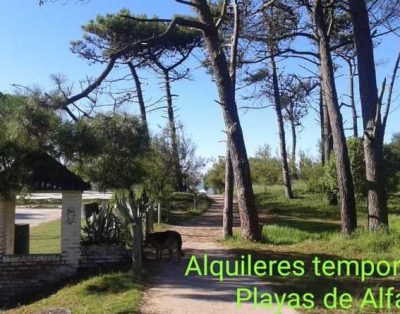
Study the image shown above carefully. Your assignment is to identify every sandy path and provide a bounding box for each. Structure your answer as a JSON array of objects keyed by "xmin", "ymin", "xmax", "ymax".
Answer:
[{"xmin": 141, "ymin": 196, "xmax": 298, "ymax": 314}]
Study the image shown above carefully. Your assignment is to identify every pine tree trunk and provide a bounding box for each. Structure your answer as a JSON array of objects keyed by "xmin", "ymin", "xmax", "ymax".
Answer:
[
  {"xmin": 348, "ymin": 60, "xmax": 359, "ymax": 138},
  {"xmin": 163, "ymin": 70, "xmax": 184, "ymax": 192},
  {"xmin": 314, "ymin": 0, "xmax": 357, "ymax": 234},
  {"xmin": 129, "ymin": 63, "xmax": 152, "ymax": 233},
  {"xmin": 323, "ymin": 95, "xmax": 333, "ymax": 163},
  {"xmin": 193, "ymin": 0, "xmax": 260, "ymax": 241},
  {"xmin": 348, "ymin": 0, "xmax": 388, "ymax": 230},
  {"xmin": 223, "ymin": 142, "xmax": 234, "ymax": 238},
  {"xmin": 270, "ymin": 53, "xmax": 293, "ymax": 199},
  {"xmin": 320, "ymin": 87, "xmax": 333, "ymax": 165},
  {"xmin": 319, "ymin": 89, "xmax": 326, "ymax": 165},
  {"xmin": 289, "ymin": 112, "xmax": 298, "ymax": 178},
  {"xmin": 128, "ymin": 63, "xmax": 148, "ymax": 134}
]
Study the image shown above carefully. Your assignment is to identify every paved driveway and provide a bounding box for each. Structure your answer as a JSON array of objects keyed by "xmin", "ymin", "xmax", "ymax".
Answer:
[
  {"xmin": 15, "ymin": 207, "xmax": 61, "ymax": 227},
  {"xmin": 15, "ymin": 191, "xmax": 112, "ymax": 227}
]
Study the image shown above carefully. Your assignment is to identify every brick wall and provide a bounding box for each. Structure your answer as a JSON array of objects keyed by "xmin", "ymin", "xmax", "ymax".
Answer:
[
  {"xmin": 0, "ymin": 244, "xmax": 131, "ymax": 308},
  {"xmin": 80, "ymin": 243, "xmax": 131, "ymax": 270},
  {"xmin": 0, "ymin": 254, "xmax": 73, "ymax": 307}
]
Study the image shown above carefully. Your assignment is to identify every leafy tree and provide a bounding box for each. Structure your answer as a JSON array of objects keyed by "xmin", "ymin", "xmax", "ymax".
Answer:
[
  {"xmin": 320, "ymin": 137, "xmax": 400, "ymax": 204},
  {"xmin": 192, "ymin": 0, "xmax": 261, "ymax": 240},
  {"xmin": 73, "ymin": 9, "xmax": 202, "ymax": 191},
  {"xmin": 138, "ymin": 127, "xmax": 203, "ymax": 198},
  {"xmin": 384, "ymin": 136, "xmax": 400, "ymax": 193},
  {"xmin": 177, "ymin": 132, "xmax": 205, "ymax": 191},
  {"xmin": 348, "ymin": 0, "xmax": 400, "ymax": 230},
  {"xmin": 298, "ymin": 152, "xmax": 325, "ymax": 192},
  {"xmin": 0, "ymin": 94, "xmax": 62, "ymax": 194},
  {"xmin": 39, "ymin": 0, "xmax": 262, "ymax": 241},
  {"xmin": 309, "ymin": 0, "xmax": 357, "ymax": 234},
  {"xmin": 243, "ymin": 1, "xmax": 297, "ymax": 199},
  {"xmin": 140, "ymin": 134, "xmax": 178, "ymax": 202},
  {"xmin": 249, "ymin": 145, "xmax": 282, "ymax": 188},
  {"xmin": 281, "ymin": 76, "xmax": 314, "ymax": 177},
  {"xmin": 0, "ymin": 93, "xmax": 61, "ymax": 153},
  {"xmin": 205, "ymin": 0, "xmax": 241, "ymax": 239},
  {"xmin": 203, "ymin": 158, "xmax": 225, "ymax": 194},
  {"xmin": 64, "ymin": 114, "xmax": 150, "ymax": 190}
]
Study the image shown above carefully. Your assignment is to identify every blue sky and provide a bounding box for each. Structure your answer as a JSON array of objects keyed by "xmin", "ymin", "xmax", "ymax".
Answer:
[{"xmin": 1, "ymin": 1, "xmax": 399, "ymax": 164}]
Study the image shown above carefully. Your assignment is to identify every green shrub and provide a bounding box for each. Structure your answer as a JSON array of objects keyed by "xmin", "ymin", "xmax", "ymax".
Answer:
[
  {"xmin": 203, "ymin": 158, "xmax": 225, "ymax": 193},
  {"xmin": 319, "ymin": 154, "xmax": 338, "ymax": 204},
  {"xmin": 319, "ymin": 137, "xmax": 400, "ymax": 203},
  {"xmin": 296, "ymin": 153, "xmax": 326, "ymax": 193},
  {"xmin": 81, "ymin": 203, "xmax": 124, "ymax": 244},
  {"xmin": 384, "ymin": 144, "xmax": 400, "ymax": 193},
  {"xmin": 301, "ymin": 163, "xmax": 325, "ymax": 192},
  {"xmin": 347, "ymin": 138, "xmax": 367, "ymax": 197}
]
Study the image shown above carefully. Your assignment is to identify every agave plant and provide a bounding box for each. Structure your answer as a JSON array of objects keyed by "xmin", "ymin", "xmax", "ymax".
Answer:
[
  {"xmin": 113, "ymin": 198, "xmax": 137, "ymax": 249},
  {"xmin": 81, "ymin": 203, "xmax": 124, "ymax": 244},
  {"xmin": 113, "ymin": 189, "xmax": 154, "ymax": 274}
]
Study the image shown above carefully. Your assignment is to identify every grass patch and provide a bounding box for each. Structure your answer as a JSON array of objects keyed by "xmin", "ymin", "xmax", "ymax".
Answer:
[
  {"xmin": 29, "ymin": 219, "xmax": 92, "ymax": 254},
  {"xmin": 30, "ymin": 219, "xmax": 61, "ymax": 254},
  {"xmin": 228, "ymin": 182, "xmax": 400, "ymax": 260},
  {"xmin": 225, "ymin": 181, "xmax": 400, "ymax": 313},
  {"xmin": 309, "ymin": 222, "xmax": 400, "ymax": 260},
  {"xmin": 6, "ymin": 271, "xmax": 143, "ymax": 314},
  {"xmin": 261, "ymin": 224, "xmax": 330, "ymax": 245},
  {"xmin": 255, "ymin": 182, "xmax": 341, "ymax": 221}
]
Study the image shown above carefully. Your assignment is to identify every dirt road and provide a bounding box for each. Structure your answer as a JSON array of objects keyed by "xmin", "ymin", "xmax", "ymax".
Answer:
[{"xmin": 141, "ymin": 196, "xmax": 298, "ymax": 314}]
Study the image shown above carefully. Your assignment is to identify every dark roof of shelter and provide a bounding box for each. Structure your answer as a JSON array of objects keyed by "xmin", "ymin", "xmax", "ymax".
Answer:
[{"xmin": 1, "ymin": 151, "xmax": 91, "ymax": 192}]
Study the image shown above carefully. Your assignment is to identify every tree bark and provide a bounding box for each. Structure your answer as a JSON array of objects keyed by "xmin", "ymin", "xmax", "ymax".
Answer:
[
  {"xmin": 222, "ymin": 0, "xmax": 236, "ymax": 239},
  {"xmin": 163, "ymin": 70, "xmax": 185, "ymax": 192},
  {"xmin": 127, "ymin": 63, "xmax": 153, "ymax": 234},
  {"xmin": 270, "ymin": 52, "xmax": 294, "ymax": 199},
  {"xmin": 348, "ymin": 0, "xmax": 388, "ymax": 230},
  {"xmin": 193, "ymin": 0, "xmax": 261, "ymax": 241},
  {"xmin": 223, "ymin": 142, "xmax": 234, "ymax": 238},
  {"xmin": 128, "ymin": 62, "xmax": 149, "ymax": 135},
  {"xmin": 319, "ymin": 86, "xmax": 333, "ymax": 166},
  {"xmin": 319, "ymin": 89, "xmax": 326, "ymax": 165},
  {"xmin": 348, "ymin": 60, "xmax": 359, "ymax": 138},
  {"xmin": 289, "ymin": 106, "xmax": 298, "ymax": 178},
  {"xmin": 322, "ymin": 92, "xmax": 333, "ymax": 164},
  {"xmin": 314, "ymin": 0, "xmax": 357, "ymax": 234}
]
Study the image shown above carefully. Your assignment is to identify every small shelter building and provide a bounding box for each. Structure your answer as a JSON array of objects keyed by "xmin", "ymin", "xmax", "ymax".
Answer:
[{"xmin": 0, "ymin": 151, "xmax": 90, "ymax": 265}]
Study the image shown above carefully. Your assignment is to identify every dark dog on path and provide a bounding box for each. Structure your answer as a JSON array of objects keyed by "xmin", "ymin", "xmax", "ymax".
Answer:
[{"xmin": 144, "ymin": 230, "xmax": 185, "ymax": 262}]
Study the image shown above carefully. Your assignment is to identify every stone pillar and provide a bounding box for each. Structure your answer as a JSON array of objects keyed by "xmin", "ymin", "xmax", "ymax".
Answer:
[
  {"xmin": 0, "ymin": 194, "xmax": 16, "ymax": 255},
  {"xmin": 61, "ymin": 191, "xmax": 82, "ymax": 267}
]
